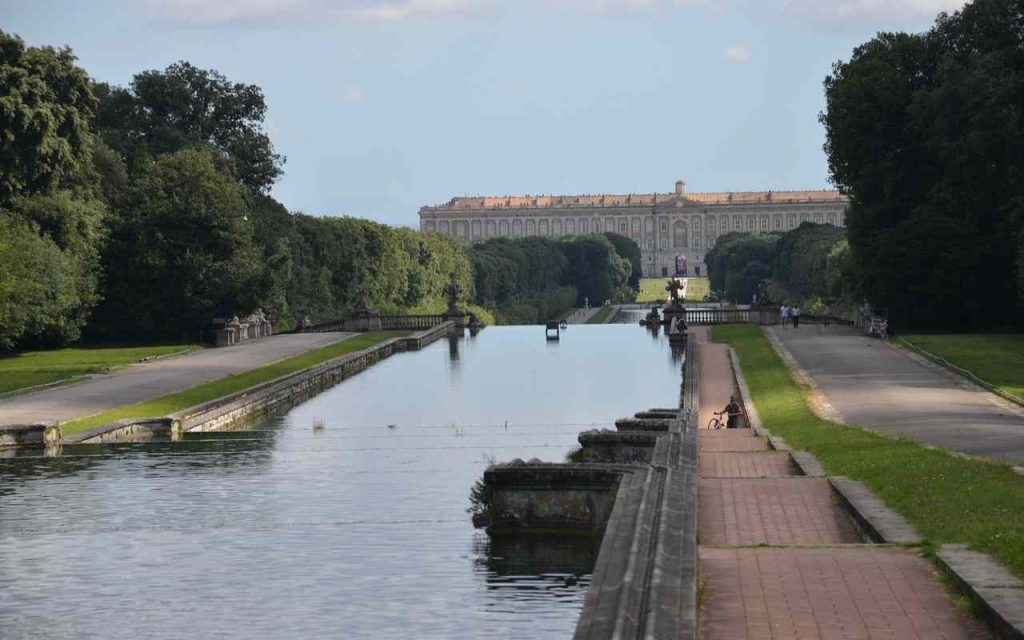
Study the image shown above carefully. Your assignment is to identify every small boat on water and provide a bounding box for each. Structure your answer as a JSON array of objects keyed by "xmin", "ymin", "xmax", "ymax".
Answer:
[{"xmin": 639, "ymin": 306, "xmax": 662, "ymax": 328}]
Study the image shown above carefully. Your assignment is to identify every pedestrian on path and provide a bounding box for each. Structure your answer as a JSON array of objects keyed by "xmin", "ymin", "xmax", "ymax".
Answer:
[
  {"xmin": 779, "ymin": 304, "xmax": 790, "ymax": 327},
  {"xmin": 723, "ymin": 396, "xmax": 744, "ymax": 429},
  {"xmin": 792, "ymin": 305, "xmax": 801, "ymax": 329}
]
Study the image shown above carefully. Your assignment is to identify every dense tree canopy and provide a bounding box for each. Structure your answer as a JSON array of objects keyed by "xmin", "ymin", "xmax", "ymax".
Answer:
[
  {"xmin": 705, "ymin": 232, "xmax": 779, "ymax": 303},
  {"xmin": 90, "ymin": 149, "xmax": 263, "ymax": 341},
  {"xmin": 0, "ymin": 30, "xmax": 97, "ymax": 204},
  {"xmin": 822, "ymin": 0, "xmax": 1024, "ymax": 329},
  {"xmin": 95, "ymin": 62, "xmax": 284, "ymax": 193}
]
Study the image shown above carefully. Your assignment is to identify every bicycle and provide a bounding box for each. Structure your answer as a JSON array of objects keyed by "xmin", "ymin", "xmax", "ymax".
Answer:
[{"xmin": 706, "ymin": 411, "xmax": 726, "ymax": 430}]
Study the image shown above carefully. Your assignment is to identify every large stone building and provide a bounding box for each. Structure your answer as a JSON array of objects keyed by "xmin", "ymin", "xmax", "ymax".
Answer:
[{"xmin": 419, "ymin": 181, "xmax": 849, "ymax": 277}]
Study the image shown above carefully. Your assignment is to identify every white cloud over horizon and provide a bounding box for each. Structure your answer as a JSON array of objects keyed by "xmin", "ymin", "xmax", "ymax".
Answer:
[
  {"xmin": 724, "ymin": 45, "xmax": 751, "ymax": 63},
  {"xmin": 136, "ymin": 0, "xmax": 970, "ymax": 29}
]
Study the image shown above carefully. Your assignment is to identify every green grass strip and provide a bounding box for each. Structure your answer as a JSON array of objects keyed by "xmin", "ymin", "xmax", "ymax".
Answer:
[
  {"xmin": 61, "ymin": 331, "xmax": 406, "ymax": 437},
  {"xmin": 713, "ymin": 324, "xmax": 1024, "ymax": 577},
  {"xmin": 0, "ymin": 344, "xmax": 201, "ymax": 395},
  {"xmin": 902, "ymin": 334, "xmax": 1024, "ymax": 401},
  {"xmin": 586, "ymin": 307, "xmax": 614, "ymax": 324},
  {"xmin": 636, "ymin": 277, "xmax": 710, "ymax": 304}
]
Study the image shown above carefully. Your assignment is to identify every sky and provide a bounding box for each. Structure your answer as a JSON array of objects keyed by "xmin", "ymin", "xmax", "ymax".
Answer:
[{"xmin": 3, "ymin": 0, "xmax": 967, "ymax": 226}]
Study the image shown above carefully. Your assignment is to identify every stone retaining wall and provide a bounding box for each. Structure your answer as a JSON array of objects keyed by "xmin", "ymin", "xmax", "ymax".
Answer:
[
  {"xmin": 65, "ymin": 323, "xmax": 457, "ymax": 445},
  {"xmin": 0, "ymin": 423, "xmax": 61, "ymax": 449},
  {"xmin": 473, "ymin": 332, "xmax": 700, "ymax": 639}
]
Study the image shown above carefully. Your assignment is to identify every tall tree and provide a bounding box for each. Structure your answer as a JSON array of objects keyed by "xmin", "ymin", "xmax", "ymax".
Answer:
[
  {"xmin": 90, "ymin": 149, "xmax": 263, "ymax": 341},
  {"xmin": 822, "ymin": 0, "xmax": 1024, "ymax": 329},
  {"xmin": 0, "ymin": 30, "xmax": 97, "ymax": 204},
  {"xmin": 95, "ymin": 62, "xmax": 284, "ymax": 193}
]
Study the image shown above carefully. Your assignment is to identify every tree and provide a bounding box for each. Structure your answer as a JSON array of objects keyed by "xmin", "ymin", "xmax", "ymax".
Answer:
[
  {"xmin": 821, "ymin": 0, "xmax": 1024, "ymax": 329},
  {"xmin": 563, "ymin": 235, "xmax": 631, "ymax": 305},
  {"xmin": 95, "ymin": 62, "xmax": 284, "ymax": 192},
  {"xmin": 0, "ymin": 30, "xmax": 97, "ymax": 204},
  {"xmin": 603, "ymin": 232, "xmax": 643, "ymax": 288},
  {"xmin": 705, "ymin": 233, "xmax": 779, "ymax": 303},
  {"xmin": 90, "ymin": 149, "xmax": 263, "ymax": 341}
]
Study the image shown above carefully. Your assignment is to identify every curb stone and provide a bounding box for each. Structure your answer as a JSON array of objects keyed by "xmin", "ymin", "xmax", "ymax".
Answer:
[
  {"xmin": 828, "ymin": 477, "xmax": 923, "ymax": 545},
  {"xmin": 937, "ymin": 544, "xmax": 1024, "ymax": 640}
]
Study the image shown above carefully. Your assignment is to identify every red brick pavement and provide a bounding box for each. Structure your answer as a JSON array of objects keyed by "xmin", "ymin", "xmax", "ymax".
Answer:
[
  {"xmin": 700, "ymin": 451, "xmax": 795, "ymax": 478},
  {"xmin": 699, "ymin": 430, "xmax": 771, "ymax": 452},
  {"xmin": 699, "ymin": 546, "xmax": 990, "ymax": 639},
  {"xmin": 699, "ymin": 478, "xmax": 861, "ymax": 546}
]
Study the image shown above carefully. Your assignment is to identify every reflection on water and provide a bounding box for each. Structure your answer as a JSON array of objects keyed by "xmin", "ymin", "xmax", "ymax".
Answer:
[{"xmin": 0, "ymin": 325, "xmax": 680, "ymax": 639}]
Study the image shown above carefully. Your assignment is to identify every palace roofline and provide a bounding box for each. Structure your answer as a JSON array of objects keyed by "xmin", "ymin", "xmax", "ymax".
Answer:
[{"xmin": 420, "ymin": 188, "xmax": 848, "ymax": 212}]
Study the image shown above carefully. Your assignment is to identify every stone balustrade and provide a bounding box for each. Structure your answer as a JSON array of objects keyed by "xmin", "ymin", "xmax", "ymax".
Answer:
[{"xmin": 213, "ymin": 310, "xmax": 273, "ymax": 347}]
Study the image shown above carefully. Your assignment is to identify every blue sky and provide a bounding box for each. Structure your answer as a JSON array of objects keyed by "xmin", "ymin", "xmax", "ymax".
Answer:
[{"xmin": 3, "ymin": 0, "xmax": 965, "ymax": 225}]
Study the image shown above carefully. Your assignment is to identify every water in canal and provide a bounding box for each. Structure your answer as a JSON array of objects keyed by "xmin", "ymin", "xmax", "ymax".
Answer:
[{"xmin": 0, "ymin": 321, "xmax": 680, "ymax": 639}]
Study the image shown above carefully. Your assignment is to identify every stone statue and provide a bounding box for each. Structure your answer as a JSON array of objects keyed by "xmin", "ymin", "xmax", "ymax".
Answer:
[
  {"xmin": 666, "ymin": 279, "xmax": 684, "ymax": 305},
  {"xmin": 444, "ymin": 279, "xmax": 461, "ymax": 314}
]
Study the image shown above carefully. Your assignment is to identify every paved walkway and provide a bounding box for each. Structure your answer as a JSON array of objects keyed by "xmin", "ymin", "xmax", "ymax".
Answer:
[
  {"xmin": 0, "ymin": 333, "xmax": 352, "ymax": 426},
  {"xmin": 564, "ymin": 307, "xmax": 601, "ymax": 324},
  {"xmin": 695, "ymin": 326, "xmax": 989, "ymax": 639},
  {"xmin": 768, "ymin": 324, "xmax": 1024, "ymax": 464}
]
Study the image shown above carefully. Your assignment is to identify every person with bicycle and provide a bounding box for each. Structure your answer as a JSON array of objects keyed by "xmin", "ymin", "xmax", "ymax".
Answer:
[
  {"xmin": 723, "ymin": 396, "xmax": 743, "ymax": 429},
  {"xmin": 708, "ymin": 396, "xmax": 744, "ymax": 429}
]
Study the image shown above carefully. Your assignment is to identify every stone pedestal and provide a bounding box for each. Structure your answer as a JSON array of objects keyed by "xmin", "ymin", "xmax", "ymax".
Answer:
[
  {"xmin": 444, "ymin": 310, "xmax": 467, "ymax": 328},
  {"xmin": 344, "ymin": 310, "xmax": 383, "ymax": 332}
]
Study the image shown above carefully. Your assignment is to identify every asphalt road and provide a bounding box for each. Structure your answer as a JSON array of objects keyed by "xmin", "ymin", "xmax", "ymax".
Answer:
[
  {"xmin": 770, "ymin": 324, "xmax": 1024, "ymax": 465},
  {"xmin": 0, "ymin": 333, "xmax": 352, "ymax": 426}
]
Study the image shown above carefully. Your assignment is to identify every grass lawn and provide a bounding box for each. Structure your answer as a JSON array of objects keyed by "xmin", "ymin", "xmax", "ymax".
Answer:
[
  {"xmin": 60, "ymin": 331, "xmax": 407, "ymax": 437},
  {"xmin": 901, "ymin": 334, "xmax": 1024, "ymax": 401},
  {"xmin": 586, "ymin": 307, "xmax": 614, "ymax": 324},
  {"xmin": 636, "ymin": 277, "xmax": 710, "ymax": 304},
  {"xmin": 713, "ymin": 324, "xmax": 1024, "ymax": 578},
  {"xmin": 0, "ymin": 344, "xmax": 201, "ymax": 395}
]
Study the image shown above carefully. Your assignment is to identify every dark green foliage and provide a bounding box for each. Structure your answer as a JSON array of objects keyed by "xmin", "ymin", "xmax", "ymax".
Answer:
[
  {"xmin": 705, "ymin": 232, "xmax": 780, "ymax": 303},
  {"xmin": 89, "ymin": 148, "xmax": 263, "ymax": 342},
  {"xmin": 469, "ymin": 234, "xmax": 633, "ymax": 323},
  {"xmin": 603, "ymin": 232, "xmax": 642, "ymax": 288},
  {"xmin": 822, "ymin": 0, "xmax": 1024, "ymax": 329},
  {"xmin": 0, "ymin": 31, "xmax": 97, "ymax": 204},
  {"xmin": 563, "ymin": 235, "xmax": 632, "ymax": 306},
  {"xmin": 94, "ymin": 62, "xmax": 284, "ymax": 193},
  {"xmin": 773, "ymin": 223, "xmax": 846, "ymax": 300}
]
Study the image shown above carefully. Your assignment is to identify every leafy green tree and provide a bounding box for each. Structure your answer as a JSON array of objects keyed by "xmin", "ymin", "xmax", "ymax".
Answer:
[
  {"xmin": 563, "ymin": 235, "xmax": 631, "ymax": 305},
  {"xmin": 0, "ymin": 30, "xmax": 97, "ymax": 204},
  {"xmin": 95, "ymin": 62, "xmax": 284, "ymax": 192},
  {"xmin": 705, "ymin": 233, "xmax": 779, "ymax": 303},
  {"xmin": 90, "ymin": 149, "xmax": 263, "ymax": 341},
  {"xmin": 822, "ymin": 0, "xmax": 1024, "ymax": 328},
  {"xmin": 0, "ymin": 214, "xmax": 83, "ymax": 349},
  {"xmin": 603, "ymin": 232, "xmax": 642, "ymax": 288},
  {"xmin": 772, "ymin": 223, "xmax": 845, "ymax": 299}
]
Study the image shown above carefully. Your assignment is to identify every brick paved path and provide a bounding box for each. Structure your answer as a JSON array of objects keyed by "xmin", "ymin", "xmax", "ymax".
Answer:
[{"xmin": 692, "ymin": 327, "xmax": 989, "ymax": 639}]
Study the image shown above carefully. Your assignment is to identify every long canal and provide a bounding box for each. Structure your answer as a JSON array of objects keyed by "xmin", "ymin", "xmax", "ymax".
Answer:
[{"xmin": 0, "ymin": 321, "xmax": 680, "ymax": 639}]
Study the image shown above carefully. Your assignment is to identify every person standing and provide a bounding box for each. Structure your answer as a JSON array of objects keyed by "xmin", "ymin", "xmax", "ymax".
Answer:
[
  {"xmin": 793, "ymin": 305, "xmax": 802, "ymax": 329},
  {"xmin": 723, "ymin": 396, "xmax": 744, "ymax": 429}
]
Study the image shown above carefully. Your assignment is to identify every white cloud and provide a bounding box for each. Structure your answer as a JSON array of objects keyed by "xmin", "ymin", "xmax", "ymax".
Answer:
[
  {"xmin": 343, "ymin": 84, "xmax": 366, "ymax": 103},
  {"xmin": 546, "ymin": 0, "xmax": 716, "ymax": 10},
  {"xmin": 724, "ymin": 45, "xmax": 751, "ymax": 63},
  {"xmin": 353, "ymin": 0, "xmax": 476, "ymax": 21},
  {"xmin": 782, "ymin": 0, "xmax": 968, "ymax": 25},
  {"xmin": 137, "ymin": 0, "xmax": 480, "ymax": 26}
]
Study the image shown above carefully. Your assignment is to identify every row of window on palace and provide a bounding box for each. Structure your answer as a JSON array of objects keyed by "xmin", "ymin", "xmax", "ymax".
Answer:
[{"xmin": 423, "ymin": 211, "xmax": 843, "ymax": 248}]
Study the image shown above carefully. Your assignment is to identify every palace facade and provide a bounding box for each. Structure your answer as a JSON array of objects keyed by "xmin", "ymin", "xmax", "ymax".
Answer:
[{"xmin": 418, "ymin": 181, "xmax": 849, "ymax": 277}]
